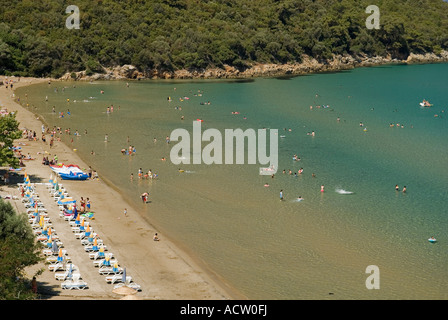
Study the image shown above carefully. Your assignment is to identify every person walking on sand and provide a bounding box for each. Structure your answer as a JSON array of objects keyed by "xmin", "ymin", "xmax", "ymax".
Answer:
[
  {"xmin": 31, "ymin": 277, "xmax": 37, "ymax": 294},
  {"xmin": 124, "ymin": 208, "xmax": 128, "ymax": 217}
]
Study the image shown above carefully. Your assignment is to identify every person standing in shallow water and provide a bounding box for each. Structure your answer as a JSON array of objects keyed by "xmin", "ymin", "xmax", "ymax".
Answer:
[{"xmin": 280, "ymin": 190, "xmax": 284, "ymax": 201}]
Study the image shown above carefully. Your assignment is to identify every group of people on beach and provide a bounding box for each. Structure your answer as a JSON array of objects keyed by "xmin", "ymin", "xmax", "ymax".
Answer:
[
  {"xmin": 133, "ymin": 168, "xmax": 158, "ymax": 180},
  {"xmin": 1, "ymin": 77, "xmax": 16, "ymax": 89}
]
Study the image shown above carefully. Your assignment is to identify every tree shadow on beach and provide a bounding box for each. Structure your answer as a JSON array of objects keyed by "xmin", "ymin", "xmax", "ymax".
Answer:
[
  {"xmin": 0, "ymin": 170, "xmax": 45, "ymax": 185},
  {"xmin": 35, "ymin": 280, "xmax": 62, "ymax": 300}
]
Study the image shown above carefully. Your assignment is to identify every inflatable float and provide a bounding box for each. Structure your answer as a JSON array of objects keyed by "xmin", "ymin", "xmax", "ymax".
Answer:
[{"xmin": 59, "ymin": 172, "xmax": 89, "ymax": 180}]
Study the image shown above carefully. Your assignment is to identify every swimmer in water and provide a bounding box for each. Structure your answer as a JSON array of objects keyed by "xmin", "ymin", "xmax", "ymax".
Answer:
[
  {"xmin": 395, "ymin": 185, "xmax": 399, "ymax": 191},
  {"xmin": 264, "ymin": 183, "xmax": 269, "ymax": 187},
  {"xmin": 402, "ymin": 186, "xmax": 406, "ymax": 193},
  {"xmin": 321, "ymin": 185, "xmax": 324, "ymax": 192}
]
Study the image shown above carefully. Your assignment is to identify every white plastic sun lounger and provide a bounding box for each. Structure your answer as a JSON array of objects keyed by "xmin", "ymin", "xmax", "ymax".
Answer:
[
  {"xmin": 105, "ymin": 274, "xmax": 132, "ymax": 284},
  {"xmin": 99, "ymin": 266, "xmax": 123, "ymax": 275}
]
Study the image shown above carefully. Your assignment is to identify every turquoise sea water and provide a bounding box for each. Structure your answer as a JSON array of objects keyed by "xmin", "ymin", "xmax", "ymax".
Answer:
[{"xmin": 17, "ymin": 63, "xmax": 448, "ymax": 299}]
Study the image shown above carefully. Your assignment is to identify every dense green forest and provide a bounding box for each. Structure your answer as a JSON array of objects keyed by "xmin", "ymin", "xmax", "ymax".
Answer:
[{"xmin": 1, "ymin": 0, "xmax": 448, "ymax": 77}]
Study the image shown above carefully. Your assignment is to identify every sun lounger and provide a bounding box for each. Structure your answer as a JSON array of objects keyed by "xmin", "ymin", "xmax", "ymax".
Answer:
[
  {"xmin": 46, "ymin": 256, "xmax": 71, "ymax": 264},
  {"xmin": 36, "ymin": 234, "xmax": 59, "ymax": 241},
  {"xmin": 61, "ymin": 278, "xmax": 88, "ymax": 290},
  {"xmin": 84, "ymin": 244, "xmax": 106, "ymax": 252},
  {"xmin": 75, "ymin": 231, "xmax": 97, "ymax": 240},
  {"xmin": 24, "ymin": 202, "xmax": 45, "ymax": 208},
  {"xmin": 42, "ymin": 249, "xmax": 67, "ymax": 256},
  {"xmin": 80, "ymin": 238, "xmax": 103, "ymax": 246},
  {"xmin": 48, "ymin": 262, "xmax": 66, "ymax": 272},
  {"xmin": 93, "ymin": 258, "xmax": 117, "ymax": 268},
  {"xmin": 26, "ymin": 207, "xmax": 47, "ymax": 214},
  {"xmin": 89, "ymin": 251, "xmax": 112, "ymax": 260},
  {"xmin": 105, "ymin": 274, "xmax": 132, "ymax": 284},
  {"xmin": 99, "ymin": 266, "xmax": 123, "ymax": 275},
  {"xmin": 55, "ymin": 270, "xmax": 81, "ymax": 281}
]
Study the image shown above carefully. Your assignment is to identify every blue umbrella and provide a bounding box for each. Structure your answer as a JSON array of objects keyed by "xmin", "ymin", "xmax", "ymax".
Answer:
[
  {"xmin": 73, "ymin": 206, "xmax": 78, "ymax": 220},
  {"xmin": 67, "ymin": 264, "xmax": 73, "ymax": 280},
  {"xmin": 122, "ymin": 268, "xmax": 127, "ymax": 283},
  {"xmin": 102, "ymin": 254, "xmax": 111, "ymax": 267},
  {"xmin": 98, "ymin": 246, "xmax": 105, "ymax": 259},
  {"xmin": 52, "ymin": 240, "xmax": 59, "ymax": 254},
  {"xmin": 34, "ymin": 212, "xmax": 40, "ymax": 224}
]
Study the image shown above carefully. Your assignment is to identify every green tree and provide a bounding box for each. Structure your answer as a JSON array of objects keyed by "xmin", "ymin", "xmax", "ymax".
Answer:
[
  {"xmin": 0, "ymin": 113, "xmax": 22, "ymax": 168},
  {"xmin": 0, "ymin": 199, "xmax": 43, "ymax": 300}
]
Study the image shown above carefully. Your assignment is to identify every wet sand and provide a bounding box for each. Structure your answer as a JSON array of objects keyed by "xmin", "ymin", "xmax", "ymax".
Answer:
[{"xmin": 0, "ymin": 77, "xmax": 245, "ymax": 300}]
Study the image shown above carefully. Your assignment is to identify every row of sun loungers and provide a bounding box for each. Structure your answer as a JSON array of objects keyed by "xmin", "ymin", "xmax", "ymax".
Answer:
[
  {"xmin": 22, "ymin": 181, "xmax": 89, "ymax": 290},
  {"xmin": 47, "ymin": 180, "xmax": 141, "ymax": 292},
  {"xmin": 22, "ymin": 177, "xmax": 142, "ymax": 292}
]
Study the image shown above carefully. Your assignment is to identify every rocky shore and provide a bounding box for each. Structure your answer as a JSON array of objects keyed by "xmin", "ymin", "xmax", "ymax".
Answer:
[{"xmin": 60, "ymin": 51, "xmax": 448, "ymax": 81}]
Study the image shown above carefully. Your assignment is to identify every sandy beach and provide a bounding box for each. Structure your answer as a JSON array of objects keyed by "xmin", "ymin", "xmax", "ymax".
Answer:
[{"xmin": 0, "ymin": 76, "xmax": 245, "ymax": 300}]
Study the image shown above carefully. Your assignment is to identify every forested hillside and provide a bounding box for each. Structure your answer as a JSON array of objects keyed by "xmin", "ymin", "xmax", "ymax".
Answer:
[{"xmin": 1, "ymin": 0, "xmax": 448, "ymax": 77}]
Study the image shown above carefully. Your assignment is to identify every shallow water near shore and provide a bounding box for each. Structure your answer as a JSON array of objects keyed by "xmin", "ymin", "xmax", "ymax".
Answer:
[{"xmin": 17, "ymin": 63, "xmax": 448, "ymax": 299}]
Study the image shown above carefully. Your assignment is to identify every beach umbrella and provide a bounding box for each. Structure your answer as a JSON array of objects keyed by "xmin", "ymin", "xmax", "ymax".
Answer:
[
  {"xmin": 34, "ymin": 212, "xmax": 40, "ymax": 225},
  {"xmin": 49, "ymin": 174, "xmax": 53, "ymax": 184},
  {"xmin": 113, "ymin": 285, "xmax": 137, "ymax": 296},
  {"xmin": 57, "ymin": 248, "xmax": 64, "ymax": 262},
  {"xmin": 39, "ymin": 215, "xmax": 45, "ymax": 227},
  {"xmin": 98, "ymin": 246, "xmax": 105, "ymax": 259},
  {"xmin": 92, "ymin": 237, "xmax": 98, "ymax": 251},
  {"xmin": 74, "ymin": 213, "xmax": 81, "ymax": 225},
  {"xmin": 52, "ymin": 240, "xmax": 59, "ymax": 254},
  {"xmin": 112, "ymin": 262, "xmax": 119, "ymax": 273},
  {"xmin": 79, "ymin": 219, "xmax": 85, "ymax": 232},
  {"xmin": 47, "ymin": 235, "xmax": 53, "ymax": 248},
  {"xmin": 103, "ymin": 254, "xmax": 111, "ymax": 267},
  {"xmin": 47, "ymin": 226, "xmax": 53, "ymax": 239},
  {"xmin": 84, "ymin": 225, "xmax": 91, "ymax": 238},
  {"xmin": 42, "ymin": 225, "xmax": 48, "ymax": 236},
  {"xmin": 57, "ymin": 198, "xmax": 76, "ymax": 205},
  {"xmin": 67, "ymin": 264, "xmax": 73, "ymax": 280},
  {"xmin": 73, "ymin": 206, "xmax": 78, "ymax": 220},
  {"xmin": 122, "ymin": 268, "xmax": 127, "ymax": 284},
  {"xmin": 88, "ymin": 232, "xmax": 94, "ymax": 244}
]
